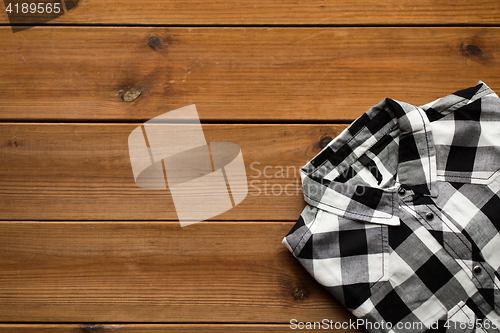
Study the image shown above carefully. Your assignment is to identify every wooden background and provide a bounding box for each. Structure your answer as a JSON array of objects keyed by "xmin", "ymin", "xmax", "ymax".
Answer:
[{"xmin": 1, "ymin": 1, "xmax": 499, "ymax": 332}]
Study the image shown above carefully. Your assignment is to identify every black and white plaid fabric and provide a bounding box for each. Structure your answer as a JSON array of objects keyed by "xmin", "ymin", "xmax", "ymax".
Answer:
[{"xmin": 283, "ymin": 81, "xmax": 500, "ymax": 333}]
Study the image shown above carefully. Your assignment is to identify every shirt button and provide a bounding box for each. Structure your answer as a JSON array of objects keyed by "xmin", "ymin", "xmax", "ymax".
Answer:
[
  {"xmin": 426, "ymin": 212, "xmax": 434, "ymax": 220},
  {"xmin": 398, "ymin": 187, "xmax": 406, "ymax": 196},
  {"xmin": 474, "ymin": 266, "xmax": 482, "ymax": 274}
]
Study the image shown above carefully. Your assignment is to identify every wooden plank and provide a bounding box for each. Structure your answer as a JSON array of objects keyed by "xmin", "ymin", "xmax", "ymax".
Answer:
[
  {"xmin": 1, "ymin": 27, "xmax": 499, "ymax": 121},
  {"xmin": 0, "ymin": 0, "xmax": 499, "ymax": 25},
  {"xmin": 0, "ymin": 324, "xmax": 364, "ymax": 332},
  {"xmin": 0, "ymin": 123, "xmax": 346, "ymax": 221},
  {"xmin": 0, "ymin": 221, "xmax": 358, "ymax": 325}
]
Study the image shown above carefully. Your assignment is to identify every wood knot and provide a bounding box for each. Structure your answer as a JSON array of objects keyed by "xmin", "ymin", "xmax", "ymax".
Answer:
[
  {"xmin": 464, "ymin": 44, "xmax": 482, "ymax": 56},
  {"xmin": 460, "ymin": 41, "xmax": 483, "ymax": 59},
  {"xmin": 148, "ymin": 36, "xmax": 162, "ymax": 48},
  {"xmin": 319, "ymin": 136, "xmax": 333, "ymax": 149},
  {"xmin": 119, "ymin": 87, "xmax": 142, "ymax": 103},
  {"xmin": 293, "ymin": 287, "xmax": 305, "ymax": 300},
  {"xmin": 64, "ymin": 0, "xmax": 79, "ymax": 10}
]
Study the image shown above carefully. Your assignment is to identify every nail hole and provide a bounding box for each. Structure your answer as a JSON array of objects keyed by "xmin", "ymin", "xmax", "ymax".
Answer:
[
  {"xmin": 148, "ymin": 36, "xmax": 162, "ymax": 48},
  {"xmin": 8, "ymin": 140, "xmax": 20, "ymax": 147}
]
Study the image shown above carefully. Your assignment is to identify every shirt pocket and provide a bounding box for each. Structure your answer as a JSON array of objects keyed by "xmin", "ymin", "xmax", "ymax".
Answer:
[
  {"xmin": 309, "ymin": 208, "xmax": 391, "ymax": 287},
  {"xmin": 283, "ymin": 205, "xmax": 391, "ymax": 309}
]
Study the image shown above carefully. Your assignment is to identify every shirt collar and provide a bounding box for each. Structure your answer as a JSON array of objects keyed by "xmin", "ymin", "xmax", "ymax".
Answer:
[
  {"xmin": 385, "ymin": 98, "xmax": 438, "ymax": 197},
  {"xmin": 300, "ymin": 94, "xmax": 439, "ymax": 226},
  {"xmin": 301, "ymin": 81, "xmax": 495, "ymax": 226}
]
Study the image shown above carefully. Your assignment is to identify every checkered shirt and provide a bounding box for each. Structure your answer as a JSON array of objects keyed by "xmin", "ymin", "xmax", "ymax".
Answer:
[{"xmin": 283, "ymin": 81, "xmax": 500, "ymax": 333}]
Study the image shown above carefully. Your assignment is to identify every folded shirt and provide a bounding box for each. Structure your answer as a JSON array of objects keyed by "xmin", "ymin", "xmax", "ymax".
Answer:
[{"xmin": 283, "ymin": 81, "xmax": 500, "ymax": 333}]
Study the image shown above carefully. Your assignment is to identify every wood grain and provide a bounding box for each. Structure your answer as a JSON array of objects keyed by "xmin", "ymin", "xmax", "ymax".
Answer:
[
  {"xmin": 0, "ymin": 324, "xmax": 363, "ymax": 332},
  {"xmin": 0, "ymin": 221, "xmax": 358, "ymax": 326},
  {"xmin": 1, "ymin": 27, "xmax": 498, "ymax": 121},
  {"xmin": 0, "ymin": 123, "xmax": 346, "ymax": 221},
  {"xmin": 0, "ymin": 0, "xmax": 499, "ymax": 25}
]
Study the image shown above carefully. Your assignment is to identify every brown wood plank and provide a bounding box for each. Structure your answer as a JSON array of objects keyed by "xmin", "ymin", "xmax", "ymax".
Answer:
[
  {"xmin": 0, "ymin": 123, "xmax": 346, "ymax": 221},
  {"xmin": 0, "ymin": 0, "xmax": 499, "ymax": 25},
  {"xmin": 0, "ymin": 324, "xmax": 364, "ymax": 332},
  {"xmin": 0, "ymin": 221, "xmax": 359, "ymax": 326},
  {"xmin": 1, "ymin": 27, "xmax": 499, "ymax": 121}
]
